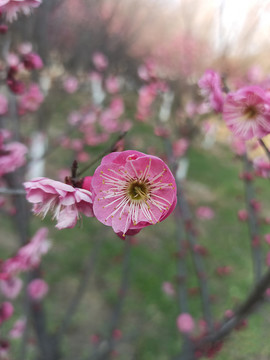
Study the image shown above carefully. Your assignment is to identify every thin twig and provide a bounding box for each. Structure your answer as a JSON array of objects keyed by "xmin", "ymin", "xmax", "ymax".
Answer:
[
  {"xmin": 77, "ymin": 131, "xmax": 127, "ymax": 177},
  {"xmin": 89, "ymin": 237, "xmax": 132, "ymax": 360},
  {"xmin": 259, "ymin": 138, "xmax": 270, "ymax": 162},
  {"xmin": 194, "ymin": 266, "xmax": 270, "ymax": 351},
  {"xmin": 176, "ymin": 183, "xmax": 214, "ymax": 332},
  {"xmin": 0, "ymin": 187, "xmax": 26, "ymax": 195},
  {"xmin": 243, "ymin": 153, "xmax": 263, "ymax": 282},
  {"xmin": 164, "ymin": 138, "xmax": 214, "ymax": 332},
  {"xmin": 56, "ymin": 237, "xmax": 102, "ymax": 340},
  {"xmin": 174, "ymin": 208, "xmax": 196, "ymax": 360}
]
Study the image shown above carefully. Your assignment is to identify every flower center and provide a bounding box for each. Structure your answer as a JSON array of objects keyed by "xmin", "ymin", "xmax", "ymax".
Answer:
[
  {"xmin": 243, "ymin": 105, "xmax": 258, "ymax": 120},
  {"xmin": 127, "ymin": 180, "xmax": 149, "ymax": 201}
]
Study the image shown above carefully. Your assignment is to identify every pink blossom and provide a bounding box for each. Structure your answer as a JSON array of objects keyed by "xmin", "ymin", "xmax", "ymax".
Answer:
[
  {"xmin": 198, "ymin": 70, "xmax": 224, "ymax": 112},
  {"xmin": 63, "ymin": 76, "xmax": 78, "ymax": 94},
  {"xmin": 1, "ymin": 228, "xmax": 50, "ymax": 276},
  {"xmin": 112, "ymin": 329, "xmax": 122, "ymax": 340},
  {"xmin": 23, "ymin": 52, "xmax": 43, "ymax": 70},
  {"xmin": 91, "ymin": 151, "xmax": 177, "ymax": 236},
  {"xmin": 185, "ymin": 102, "xmax": 198, "ymax": 117},
  {"xmin": 196, "ymin": 206, "xmax": 215, "ymax": 220},
  {"xmin": 173, "ymin": 139, "xmax": 189, "ymax": 158},
  {"xmin": 0, "ymin": 302, "xmax": 13, "ymax": 324},
  {"xmin": 0, "ymin": 140, "xmax": 27, "ymax": 177},
  {"xmin": 16, "ymin": 227, "xmax": 51, "ymax": 270},
  {"xmin": 68, "ymin": 111, "xmax": 82, "ymax": 126},
  {"xmin": 77, "ymin": 151, "xmax": 90, "ymax": 163},
  {"xmin": 6, "ymin": 53, "xmax": 19, "ymax": 66},
  {"xmin": 92, "ymin": 52, "xmax": 108, "ymax": 71},
  {"xmin": 110, "ymin": 97, "xmax": 124, "ymax": 117},
  {"xmin": 18, "ymin": 42, "xmax": 32, "ymax": 55},
  {"xmin": 176, "ymin": 313, "xmax": 195, "ymax": 334},
  {"xmin": 70, "ymin": 139, "xmax": 83, "ymax": 152},
  {"xmin": 9, "ymin": 317, "xmax": 26, "ymax": 339},
  {"xmin": 264, "ymin": 234, "xmax": 270, "ymax": 244},
  {"xmin": 0, "ymin": 0, "xmax": 42, "ymax": 22},
  {"xmin": 100, "ymin": 109, "xmax": 119, "ymax": 133},
  {"xmin": 231, "ymin": 137, "xmax": 246, "ymax": 156},
  {"xmin": 223, "ymin": 86, "xmax": 270, "ymax": 140},
  {"xmin": 198, "ymin": 70, "xmax": 222, "ymax": 96},
  {"xmin": 162, "ymin": 281, "xmax": 175, "ymax": 296},
  {"xmin": 0, "ymin": 94, "xmax": 8, "ymax": 115},
  {"xmin": 0, "ymin": 340, "xmax": 9, "ymax": 359},
  {"xmin": 253, "ymin": 156, "xmax": 270, "ymax": 178},
  {"xmin": 238, "ymin": 209, "xmax": 248, "ymax": 221},
  {"xmin": 24, "ymin": 178, "xmax": 94, "ymax": 229},
  {"xmin": 224, "ymin": 309, "xmax": 234, "ymax": 318},
  {"xmin": 137, "ymin": 59, "xmax": 157, "ymax": 81},
  {"xmin": 105, "ymin": 76, "xmax": 120, "ymax": 94},
  {"xmin": 0, "ymin": 25, "xmax": 8, "ymax": 34},
  {"xmin": 136, "ymin": 85, "xmax": 157, "ymax": 121},
  {"xmin": 27, "ymin": 278, "xmax": 48, "ymax": 300},
  {"xmin": 90, "ymin": 334, "xmax": 100, "ymax": 344},
  {"xmin": 216, "ymin": 266, "xmax": 233, "ymax": 276},
  {"xmin": 18, "ymin": 84, "xmax": 44, "ymax": 113},
  {"xmin": 0, "ymin": 276, "xmax": 23, "ymax": 299}
]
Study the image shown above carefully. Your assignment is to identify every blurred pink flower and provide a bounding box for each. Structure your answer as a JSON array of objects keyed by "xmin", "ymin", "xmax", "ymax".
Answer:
[
  {"xmin": 0, "ymin": 276, "xmax": 23, "ymax": 299},
  {"xmin": 198, "ymin": 69, "xmax": 221, "ymax": 96},
  {"xmin": 173, "ymin": 138, "xmax": 189, "ymax": 158},
  {"xmin": 92, "ymin": 52, "xmax": 108, "ymax": 71},
  {"xmin": 18, "ymin": 84, "xmax": 44, "ymax": 113},
  {"xmin": 0, "ymin": 138, "xmax": 27, "ymax": 177},
  {"xmin": 9, "ymin": 317, "xmax": 26, "ymax": 339},
  {"xmin": 216, "ymin": 266, "xmax": 233, "ymax": 276},
  {"xmin": 0, "ymin": 0, "xmax": 42, "ymax": 22},
  {"xmin": 176, "ymin": 313, "xmax": 195, "ymax": 334},
  {"xmin": 24, "ymin": 178, "xmax": 94, "ymax": 229},
  {"xmin": 77, "ymin": 151, "xmax": 90, "ymax": 163},
  {"xmin": 198, "ymin": 70, "xmax": 224, "ymax": 112},
  {"xmin": 162, "ymin": 281, "xmax": 175, "ymax": 296},
  {"xmin": 0, "ymin": 302, "xmax": 13, "ymax": 324},
  {"xmin": 264, "ymin": 234, "xmax": 270, "ymax": 244},
  {"xmin": 18, "ymin": 42, "xmax": 32, "ymax": 55},
  {"xmin": 0, "ymin": 94, "xmax": 8, "ymax": 115},
  {"xmin": 223, "ymin": 86, "xmax": 270, "ymax": 140},
  {"xmin": 63, "ymin": 76, "xmax": 78, "ymax": 94},
  {"xmin": 196, "ymin": 206, "xmax": 215, "ymax": 220},
  {"xmin": 23, "ymin": 52, "xmax": 43, "ymax": 70},
  {"xmin": 91, "ymin": 151, "xmax": 177, "ymax": 236},
  {"xmin": 253, "ymin": 156, "xmax": 270, "ymax": 178},
  {"xmin": 137, "ymin": 59, "xmax": 157, "ymax": 81},
  {"xmin": 238, "ymin": 209, "xmax": 248, "ymax": 221},
  {"xmin": 231, "ymin": 137, "xmax": 246, "ymax": 156},
  {"xmin": 105, "ymin": 76, "xmax": 120, "ymax": 94},
  {"xmin": 112, "ymin": 329, "xmax": 122, "ymax": 340},
  {"xmin": 27, "ymin": 278, "xmax": 48, "ymax": 300},
  {"xmin": 6, "ymin": 52, "xmax": 19, "ymax": 66},
  {"xmin": 100, "ymin": 109, "xmax": 119, "ymax": 133},
  {"xmin": 110, "ymin": 97, "xmax": 124, "ymax": 117},
  {"xmin": 224, "ymin": 309, "xmax": 234, "ymax": 318},
  {"xmin": 68, "ymin": 111, "xmax": 82, "ymax": 126},
  {"xmin": 1, "ymin": 228, "xmax": 50, "ymax": 276},
  {"xmin": 136, "ymin": 85, "xmax": 157, "ymax": 121}
]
